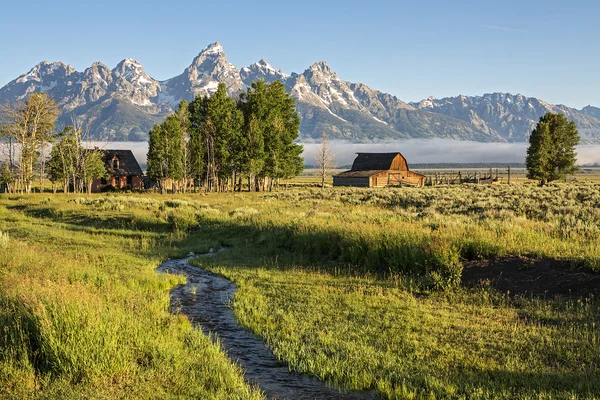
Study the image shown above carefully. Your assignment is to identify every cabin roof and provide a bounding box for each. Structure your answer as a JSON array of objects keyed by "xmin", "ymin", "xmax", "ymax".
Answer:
[
  {"xmin": 351, "ymin": 152, "xmax": 406, "ymax": 171},
  {"xmin": 100, "ymin": 149, "xmax": 143, "ymax": 176}
]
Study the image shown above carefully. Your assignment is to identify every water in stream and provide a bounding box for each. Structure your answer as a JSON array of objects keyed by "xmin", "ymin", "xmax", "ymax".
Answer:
[{"xmin": 156, "ymin": 253, "xmax": 378, "ymax": 400}]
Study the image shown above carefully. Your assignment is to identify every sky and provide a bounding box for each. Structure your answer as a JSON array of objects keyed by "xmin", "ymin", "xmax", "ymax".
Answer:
[{"xmin": 1, "ymin": 0, "xmax": 598, "ymax": 108}]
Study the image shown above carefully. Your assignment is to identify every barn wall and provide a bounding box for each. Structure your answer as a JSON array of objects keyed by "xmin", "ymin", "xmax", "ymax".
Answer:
[
  {"xmin": 372, "ymin": 172, "xmax": 390, "ymax": 187},
  {"xmin": 333, "ymin": 176, "xmax": 371, "ymax": 187},
  {"xmin": 390, "ymin": 154, "xmax": 408, "ymax": 171}
]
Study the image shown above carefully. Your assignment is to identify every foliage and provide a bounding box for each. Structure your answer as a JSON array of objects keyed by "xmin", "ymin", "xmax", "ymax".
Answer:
[
  {"xmin": 0, "ymin": 93, "xmax": 59, "ymax": 193},
  {"xmin": 0, "ymin": 161, "xmax": 13, "ymax": 188},
  {"xmin": 526, "ymin": 112, "xmax": 580, "ymax": 185},
  {"xmin": 48, "ymin": 126, "xmax": 107, "ymax": 193},
  {"xmin": 81, "ymin": 149, "xmax": 107, "ymax": 192},
  {"xmin": 147, "ymin": 113, "xmax": 185, "ymax": 193},
  {"xmin": 147, "ymin": 79, "xmax": 303, "ymax": 193},
  {"xmin": 0, "ymin": 195, "xmax": 262, "ymax": 399},
  {"xmin": 2, "ymin": 183, "xmax": 600, "ymax": 398}
]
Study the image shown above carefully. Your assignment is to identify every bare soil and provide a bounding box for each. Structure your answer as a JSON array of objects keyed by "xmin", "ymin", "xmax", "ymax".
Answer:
[{"xmin": 462, "ymin": 257, "xmax": 600, "ymax": 298}]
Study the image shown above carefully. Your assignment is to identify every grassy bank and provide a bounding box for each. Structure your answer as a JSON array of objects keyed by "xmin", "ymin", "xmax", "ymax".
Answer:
[
  {"xmin": 1, "ymin": 182, "xmax": 599, "ymax": 398},
  {"xmin": 0, "ymin": 195, "xmax": 262, "ymax": 399}
]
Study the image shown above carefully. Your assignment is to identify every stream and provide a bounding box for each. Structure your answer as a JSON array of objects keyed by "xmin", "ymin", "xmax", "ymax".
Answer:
[{"xmin": 156, "ymin": 250, "xmax": 377, "ymax": 400}]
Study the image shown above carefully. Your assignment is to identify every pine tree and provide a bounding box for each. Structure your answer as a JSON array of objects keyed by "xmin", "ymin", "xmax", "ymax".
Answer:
[{"xmin": 526, "ymin": 112, "xmax": 579, "ymax": 185}]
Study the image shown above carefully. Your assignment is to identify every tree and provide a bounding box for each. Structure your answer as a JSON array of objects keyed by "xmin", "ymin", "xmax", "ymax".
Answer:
[
  {"xmin": 239, "ymin": 79, "xmax": 303, "ymax": 191},
  {"xmin": 48, "ymin": 126, "xmax": 79, "ymax": 193},
  {"xmin": 0, "ymin": 93, "xmax": 59, "ymax": 193},
  {"xmin": 48, "ymin": 126, "xmax": 106, "ymax": 193},
  {"xmin": 176, "ymin": 100, "xmax": 192, "ymax": 192},
  {"xmin": 0, "ymin": 162, "xmax": 13, "ymax": 193},
  {"xmin": 526, "ymin": 112, "xmax": 580, "ymax": 185},
  {"xmin": 316, "ymin": 132, "xmax": 336, "ymax": 189},
  {"xmin": 151, "ymin": 79, "xmax": 303, "ymax": 193},
  {"xmin": 81, "ymin": 150, "xmax": 106, "ymax": 194},
  {"xmin": 147, "ymin": 114, "xmax": 184, "ymax": 193},
  {"xmin": 238, "ymin": 81, "xmax": 267, "ymax": 191}
]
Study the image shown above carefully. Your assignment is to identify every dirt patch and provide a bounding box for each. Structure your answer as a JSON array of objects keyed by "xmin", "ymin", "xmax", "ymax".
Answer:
[{"xmin": 462, "ymin": 257, "xmax": 600, "ymax": 298}]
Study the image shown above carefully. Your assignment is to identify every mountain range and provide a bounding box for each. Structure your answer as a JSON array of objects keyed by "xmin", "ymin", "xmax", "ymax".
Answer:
[{"xmin": 1, "ymin": 42, "xmax": 599, "ymax": 143}]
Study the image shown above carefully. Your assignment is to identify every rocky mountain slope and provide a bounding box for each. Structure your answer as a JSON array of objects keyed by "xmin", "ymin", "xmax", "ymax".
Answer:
[
  {"xmin": 1, "ymin": 43, "xmax": 599, "ymax": 143},
  {"xmin": 409, "ymin": 93, "xmax": 600, "ymax": 144}
]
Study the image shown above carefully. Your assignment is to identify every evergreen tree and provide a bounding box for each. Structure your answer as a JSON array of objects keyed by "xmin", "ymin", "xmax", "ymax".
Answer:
[{"xmin": 526, "ymin": 112, "xmax": 579, "ymax": 185}]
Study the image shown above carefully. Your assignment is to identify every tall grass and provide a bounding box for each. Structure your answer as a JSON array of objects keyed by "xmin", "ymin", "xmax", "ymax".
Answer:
[
  {"xmin": 0, "ymin": 196, "xmax": 262, "ymax": 399},
  {"xmin": 2, "ymin": 182, "xmax": 599, "ymax": 398}
]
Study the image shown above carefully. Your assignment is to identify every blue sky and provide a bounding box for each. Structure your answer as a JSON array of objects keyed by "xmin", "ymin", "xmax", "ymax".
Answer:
[{"xmin": 1, "ymin": 0, "xmax": 598, "ymax": 108}]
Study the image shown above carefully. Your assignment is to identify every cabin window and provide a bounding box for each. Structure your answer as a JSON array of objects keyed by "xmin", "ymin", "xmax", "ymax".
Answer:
[
  {"xmin": 127, "ymin": 176, "xmax": 133, "ymax": 185},
  {"xmin": 100, "ymin": 177, "xmax": 107, "ymax": 185},
  {"xmin": 112, "ymin": 159, "xmax": 119, "ymax": 169}
]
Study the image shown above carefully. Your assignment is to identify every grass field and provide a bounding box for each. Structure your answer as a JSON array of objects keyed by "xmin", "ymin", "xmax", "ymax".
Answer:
[{"xmin": 1, "ymin": 181, "xmax": 599, "ymax": 398}]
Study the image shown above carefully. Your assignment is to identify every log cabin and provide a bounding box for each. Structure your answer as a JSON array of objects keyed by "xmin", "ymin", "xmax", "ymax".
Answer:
[
  {"xmin": 333, "ymin": 152, "xmax": 424, "ymax": 187},
  {"xmin": 91, "ymin": 150, "xmax": 144, "ymax": 192}
]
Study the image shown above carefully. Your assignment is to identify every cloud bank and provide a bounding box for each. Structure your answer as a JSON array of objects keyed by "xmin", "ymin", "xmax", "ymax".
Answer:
[{"xmin": 87, "ymin": 139, "xmax": 600, "ymax": 168}]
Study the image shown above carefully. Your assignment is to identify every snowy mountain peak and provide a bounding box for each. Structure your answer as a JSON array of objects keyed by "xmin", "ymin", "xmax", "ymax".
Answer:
[
  {"xmin": 15, "ymin": 61, "xmax": 74, "ymax": 84},
  {"xmin": 200, "ymin": 42, "xmax": 224, "ymax": 56},
  {"xmin": 3, "ymin": 42, "xmax": 600, "ymax": 143},
  {"xmin": 113, "ymin": 58, "xmax": 155, "ymax": 86},
  {"xmin": 256, "ymin": 58, "xmax": 273, "ymax": 68},
  {"xmin": 240, "ymin": 58, "xmax": 289, "ymax": 85},
  {"xmin": 114, "ymin": 58, "xmax": 143, "ymax": 74},
  {"xmin": 308, "ymin": 61, "xmax": 331, "ymax": 73}
]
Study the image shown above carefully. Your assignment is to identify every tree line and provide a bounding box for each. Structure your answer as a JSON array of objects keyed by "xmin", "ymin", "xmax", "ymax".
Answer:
[
  {"xmin": 0, "ymin": 93, "xmax": 106, "ymax": 194},
  {"xmin": 147, "ymin": 80, "xmax": 304, "ymax": 192}
]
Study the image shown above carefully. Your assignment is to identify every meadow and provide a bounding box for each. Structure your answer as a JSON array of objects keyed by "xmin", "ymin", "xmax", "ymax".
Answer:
[{"xmin": 1, "ymin": 181, "xmax": 599, "ymax": 399}]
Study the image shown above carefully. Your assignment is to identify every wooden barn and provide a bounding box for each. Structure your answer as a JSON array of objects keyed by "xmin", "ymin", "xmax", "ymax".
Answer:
[
  {"xmin": 91, "ymin": 150, "xmax": 144, "ymax": 192},
  {"xmin": 333, "ymin": 152, "xmax": 425, "ymax": 187}
]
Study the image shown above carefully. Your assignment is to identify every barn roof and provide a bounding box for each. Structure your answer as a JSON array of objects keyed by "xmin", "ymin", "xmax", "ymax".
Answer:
[
  {"xmin": 351, "ymin": 152, "xmax": 405, "ymax": 171},
  {"xmin": 100, "ymin": 149, "xmax": 143, "ymax": 176},
  {"xmin": 334, "ymin": 170, "xmax": 387, "ymax": 178}
]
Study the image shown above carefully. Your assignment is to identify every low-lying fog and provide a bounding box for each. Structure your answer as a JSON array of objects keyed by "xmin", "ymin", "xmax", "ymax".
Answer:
[{"xmin": 87, "ymin": 139, "xmax": 600, "ymax": 168}]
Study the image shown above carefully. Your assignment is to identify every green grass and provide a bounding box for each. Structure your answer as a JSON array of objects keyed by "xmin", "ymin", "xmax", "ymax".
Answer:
[
  {"xmin": 199, "ymin": 255, "xmax": 600, "ymax": 399},
  {"xmin": 1, "ymin": 182, "xmax": 600, "ymax": 398},
  {"xmin": 0, "ymin": 195, "xmax": 262, "ymax": 399}
]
